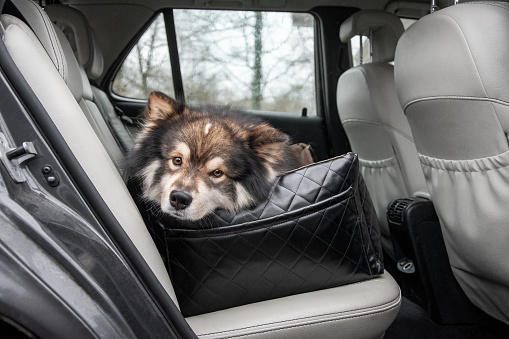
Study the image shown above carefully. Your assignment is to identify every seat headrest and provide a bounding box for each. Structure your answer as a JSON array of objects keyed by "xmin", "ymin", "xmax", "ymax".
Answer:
[
  {"xmin": 340, "ymin": 10, "xmax": 404, "ymax": 63},
  {"xmin": 45, "ymin": 4, "xmax": 104, "ymax": 80}
]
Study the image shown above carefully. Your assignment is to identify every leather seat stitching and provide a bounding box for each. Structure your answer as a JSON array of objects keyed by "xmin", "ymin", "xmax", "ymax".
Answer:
[
  {"xmin": 27, "ymin": 0, "xmax": 66, "ymax": 79},
  {"xmin": 358, "ymin": 156, "xmax": 396, "ymax": 168},
  {"xmin": 404, "ymin": 96, "xmax": 509, "ymax": 111},
  {"xmin": 225, "ymin": 305, "xmax": 400, "ymax": 339},
  {"xmin": 419, "ymin": 150, "xmax": 509, "ymax": 173},
  {"xmin": 462, "ymin": 2, "xmax": 509, "ymax": 11},
  {"xmin": 342, "ymin": 119, "xmax": 415, "ymax": 142},
  {"xmin": 194, "ymin": 291, "xmax": 401, "ymax": 336}
]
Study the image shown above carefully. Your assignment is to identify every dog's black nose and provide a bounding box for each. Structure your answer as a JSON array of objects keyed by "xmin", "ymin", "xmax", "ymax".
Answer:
[{"xmin": 170, "ymin": 190, "xmax": 193, "ymax": 210}]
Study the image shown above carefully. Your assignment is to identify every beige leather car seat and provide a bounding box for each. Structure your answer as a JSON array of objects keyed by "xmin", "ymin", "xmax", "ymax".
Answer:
[
  {"xmin": 395, "ymin": 1, "xmax": 509, "ymax": 325},
  {"xmin": 337, "ymin": 10, "xmax": 428, "ymax": 260},
  {"xmin": 1, "ymin": 1, "xmax": 401, "ymax": 337},
  {"xmin": 45, "ymin": 4, "xmax": 135, "ymax": 155}
]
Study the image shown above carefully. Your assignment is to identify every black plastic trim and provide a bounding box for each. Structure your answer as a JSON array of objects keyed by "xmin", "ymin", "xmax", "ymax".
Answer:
[
  {"xmin": 387, "ymin": 198, "xmax": 481, "ymax": 324},
  {"xmin": 310, "ymin": 6, "xmax": 356, "ymax": 157},
  {"xmin": 0, "ymin": 15, "xmax": 196, "ymax": 339},
  {"xmin": 163, "ymin": 9, "xmax": 185, "ymax": 101}
]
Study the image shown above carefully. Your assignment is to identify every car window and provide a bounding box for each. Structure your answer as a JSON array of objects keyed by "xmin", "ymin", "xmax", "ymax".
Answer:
[
  {"xmin": 174, "ymin": 10, "xmax": 316, "ymax": 115},
  {"xmin": 113, "ymin": 10, "xmax": 317, "ymax": 115},
  {"xmin": 401, "ymin": 18, "xmax": 417, "ymax": 30},
  {"xmin": 349, "ymin": 18, "xmax": 417, "ymax": 67},
  {"xmin": 350, "ymin": 35, "xmax": 370, "ymax": 67},
  {"xmin": 112, "ymin": 14, "xmax": 175, "ymax": 99}
]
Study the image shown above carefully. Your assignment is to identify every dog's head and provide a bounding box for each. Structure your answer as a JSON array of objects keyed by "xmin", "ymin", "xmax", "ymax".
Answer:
[{"xmin": 129, "ymin": 91, "xmax": 293, "ymax": 221}]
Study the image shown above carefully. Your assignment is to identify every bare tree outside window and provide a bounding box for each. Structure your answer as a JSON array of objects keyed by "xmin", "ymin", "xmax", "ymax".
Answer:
[
  {"xmin": 251, "ymin": 11, "xmax": 263, "ymax": 110},
  {"xmin": 175, "ymin": 10, "xmax": 316, "ymax": 114},
  {"xmin": 112, "ymin": 10, "xmax": 316, "ymax": 115},
  {"xmin": 112, "ymin": 14, "xmax": 174, "ymax": 98}
]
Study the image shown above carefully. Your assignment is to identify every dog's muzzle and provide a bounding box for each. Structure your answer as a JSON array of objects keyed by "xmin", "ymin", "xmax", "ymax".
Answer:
[{"xmin": 170, "ymin": 190, "xmax": 193, "ymax": 210}]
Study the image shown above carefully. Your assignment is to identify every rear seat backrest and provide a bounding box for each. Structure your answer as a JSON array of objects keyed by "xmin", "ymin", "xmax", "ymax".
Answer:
[
  {"xmin": 45, "ymin": 4, "xmax": 135, "ymax": 154},
  {"xmin": 11, "ymin": 2, "xmax": 127, "ymax": 169},
  {"xmin": 47, "ymin": 10, "xmax": 125, "ymax": 169},
  {"xmin": 1, "ymin": 0, "xmax": 179, "ymax": 304},
  {"xmin": 77, "ymin": 64, "xmax": 125, "ymax": 168}
]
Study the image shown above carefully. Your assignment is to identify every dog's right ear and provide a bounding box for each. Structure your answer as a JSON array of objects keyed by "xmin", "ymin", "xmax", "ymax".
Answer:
[
  {"xmin": 145, "ymin": 91, "xmax": 185, "ymax": 122},
  {"xmin": 248, "ymin": 124, "xmax": 290, "ymax": 165}
]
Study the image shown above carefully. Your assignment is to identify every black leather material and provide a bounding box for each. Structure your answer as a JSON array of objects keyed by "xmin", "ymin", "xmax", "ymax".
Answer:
[{"xmin": 149, "ymin": 153, "xmax": 383, "ymax": 317}]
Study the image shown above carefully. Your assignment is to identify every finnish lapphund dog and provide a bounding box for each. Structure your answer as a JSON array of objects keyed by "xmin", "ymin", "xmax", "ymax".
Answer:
[{"xmin": 127, "ymin": 91, "xmax": 308, "ymax": 221}]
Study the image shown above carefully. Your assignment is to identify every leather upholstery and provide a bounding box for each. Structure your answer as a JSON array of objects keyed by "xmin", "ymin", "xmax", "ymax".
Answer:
[
  {"xmin": 78, "ymin": 66, "xmax": 125, "ymax": 166},
  {"xmin": 49, "ymin": 24, "xmax": 124, "ymax": 166},
  {"xmin": 5, "ymin": 0, "xmax": 65, "ymax": 77},
  {"xmin": 337, "ymin": 10, "xmax": 428, "ymax": 259},
  {"xmin": 45, "ymin": 4, "xmax": 104, "ymax": 80},
  {"xmin": 91, "ymin": 86, "xmax": 135, "ymax": 152},
  {"xmin": 187, "ymin": 273, "xmax": 401, "ymax": 339},
  {"xmin": 339, "ymin": 10, "xmax": 404, "ymax": 63},
  {"xmin": 154, "ymin": 154, "xmax": 384, "ymax": 316},
  {"xmin": 46, "ymin": 4, "xmax": 135, "ymax": 153},
  {"xmin": 395, "ymin": 1, "xmax": 509, "ymax": 324},
  {"xmin": 2, "ymin": 1, "xmax": 401, "ymax": 336}
]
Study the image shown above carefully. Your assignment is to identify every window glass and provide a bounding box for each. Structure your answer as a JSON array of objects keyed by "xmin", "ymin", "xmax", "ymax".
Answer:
[
  {"xmin": 112, "ymin": 14, "xmax": 174, "ymax": 99},
  {"xmin": 350, "ymin": 35, "xmax": 370, "ymax": 67},
  {"xmin": 349, "ymin": 18, "xmax": 417, "ymax": 67},
  {"xmin": 174, "ymin": 10, "xmax": 316, "ymax": 115},
  {"xmin": 401, "ymin": 18, "xmax": 417, "ymax": 30}
]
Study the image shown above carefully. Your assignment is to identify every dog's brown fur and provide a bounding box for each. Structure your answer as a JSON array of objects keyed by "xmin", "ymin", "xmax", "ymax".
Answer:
[{"xmin": 127, "ymin": 91, "xmax": 304, "ymax": 221}]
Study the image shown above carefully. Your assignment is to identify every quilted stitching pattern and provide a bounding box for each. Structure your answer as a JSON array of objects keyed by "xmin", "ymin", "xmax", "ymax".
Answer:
[{"xmin": 150, "ymin": 153, "xmax": 383, "ymax": 317}]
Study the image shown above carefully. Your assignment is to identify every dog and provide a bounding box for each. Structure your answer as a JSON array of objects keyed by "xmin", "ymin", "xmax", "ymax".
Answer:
[{"xmin": 127, "ymin": 91, "xmax": 308, "ymax": 221}]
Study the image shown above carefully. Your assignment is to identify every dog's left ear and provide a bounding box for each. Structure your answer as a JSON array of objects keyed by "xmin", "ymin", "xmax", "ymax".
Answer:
[
  {"xmin": 145, "ymin": 91, "xmax": 185, "ymax": 122},
  {"xmin": 249, "ymin": 124, "xmax": 289, "ymax": 163}
]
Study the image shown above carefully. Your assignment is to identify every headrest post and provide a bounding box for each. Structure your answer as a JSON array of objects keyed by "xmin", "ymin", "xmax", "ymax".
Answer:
[
  {"xmin": 369, "ymin": 28, "xmax": 373, "ymax": 63},
  {"xmin": 431, "ymin": 0, "xmax": 439, "ymax": 13},
  {"xmin": 339, "ymin": 10, "xmax": 404, "ymax": 64},
  {"xmin": 359, "ymin": 35, "xmax": 363, "ymax": 65}
]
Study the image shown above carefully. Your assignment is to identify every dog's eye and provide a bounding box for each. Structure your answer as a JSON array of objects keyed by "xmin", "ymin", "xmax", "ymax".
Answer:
[
  {"xmin": 211, "ymin": 169, "xmax": 224, "ymax": 178},
  {"xmin": 172, "ymin": 157, "xmax": 182, "ymax": 166}
]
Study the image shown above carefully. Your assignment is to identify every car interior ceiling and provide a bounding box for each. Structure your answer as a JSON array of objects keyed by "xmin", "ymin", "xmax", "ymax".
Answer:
[{"xmin": 1, "ymin": 0, "xmax": 509, "ymax": 338}]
